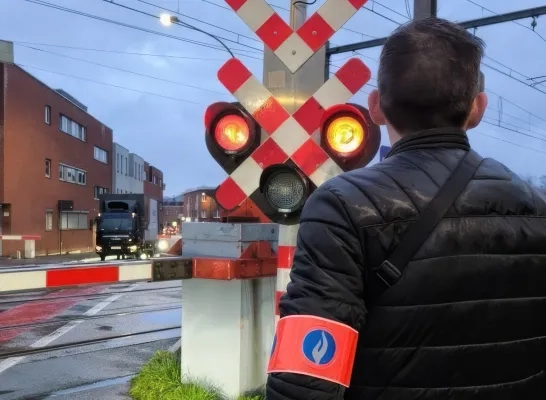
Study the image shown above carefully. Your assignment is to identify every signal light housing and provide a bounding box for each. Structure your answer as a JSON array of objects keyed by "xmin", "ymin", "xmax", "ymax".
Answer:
[
  {"xmin": 321, "ymin": 103, "xmax": 381, "ymax": 171},
  {"xmin": 205, "ymin": 102, "xmax": 260, "ymax": 174},
  {"xmin": 254, "ymin": 163, "xmax": 314, "ymax": 226}
]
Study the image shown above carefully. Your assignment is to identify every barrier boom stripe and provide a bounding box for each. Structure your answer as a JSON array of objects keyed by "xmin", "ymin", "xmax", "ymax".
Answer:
[
  {"xmin": 225, "ymin": 0, "xmax": 368, "ymax": 73},
  {"xmin": 214, "ymin": 57, "xmax": 371, "ymax": 211},
  {"xmin": 0, "ymin": 262, "xmax": 152, "ymax": 293}
]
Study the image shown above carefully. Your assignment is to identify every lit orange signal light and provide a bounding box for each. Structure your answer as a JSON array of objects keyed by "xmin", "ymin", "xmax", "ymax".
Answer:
[
  {"xmin": 321, "ymin": 103, "xmax": 381, "ymax": 171},
  {"xmin": 214, "ymin": 114, "xmax": 250, "ymax": 153},
  {"xmin": 325, "ymin": 115, "xmax": 365, "ymax": 155}
]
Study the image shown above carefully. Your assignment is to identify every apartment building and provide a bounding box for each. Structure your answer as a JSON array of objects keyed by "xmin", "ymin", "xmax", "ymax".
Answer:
[
  {"xmin": 0, "ymin": 62, "xmax": 112, "ymax": 256},
  {"xmin": 112, "ymin": 142, "xmax": 145, "ymax": 194},
  {"xmin": 111, "ymin": 145, "xmax": 165, "ymax": 231}
]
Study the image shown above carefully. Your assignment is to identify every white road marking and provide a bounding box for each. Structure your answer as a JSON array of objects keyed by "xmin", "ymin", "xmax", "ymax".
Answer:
[{"xmin": 0, "ymin": 283, "xmax": 140, "ymax": 375}]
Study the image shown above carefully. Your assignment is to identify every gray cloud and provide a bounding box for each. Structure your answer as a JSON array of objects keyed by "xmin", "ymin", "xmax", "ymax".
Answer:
[{"xmin": 2, "ymin": 0, "xmax": 546, "ymax": 196}]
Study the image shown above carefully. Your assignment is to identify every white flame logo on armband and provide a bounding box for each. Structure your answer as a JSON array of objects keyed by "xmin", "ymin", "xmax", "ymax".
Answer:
[{"xmin": 302, "ymin": 329, "xmax": 336, "ymax": 365}]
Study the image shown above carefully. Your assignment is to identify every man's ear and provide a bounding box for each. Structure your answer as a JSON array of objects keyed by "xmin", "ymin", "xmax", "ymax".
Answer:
[
  {"xmin": 466, "ymin": 92, "xmax": 488, "ymax": 130},
  {"xmin": 368, "ymin": 89, "xmax": 387, "ymax": 126}
]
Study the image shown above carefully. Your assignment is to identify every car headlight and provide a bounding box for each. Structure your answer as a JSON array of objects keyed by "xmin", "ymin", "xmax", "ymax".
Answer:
[{"xmin": 157, "ymin": 240, "xmax": 169, "ymax": 251}]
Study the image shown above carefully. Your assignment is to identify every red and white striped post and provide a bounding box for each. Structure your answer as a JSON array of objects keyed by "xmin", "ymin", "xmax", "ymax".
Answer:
[{"xmin": 275, "ymin": 224, "xmax": 299, "ymax": 325}]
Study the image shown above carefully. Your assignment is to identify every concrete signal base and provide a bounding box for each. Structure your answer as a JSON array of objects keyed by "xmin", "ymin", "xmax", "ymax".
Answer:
[{"xmin": 180, "ymin": 222, "xmax": 278, "ymax": 398}]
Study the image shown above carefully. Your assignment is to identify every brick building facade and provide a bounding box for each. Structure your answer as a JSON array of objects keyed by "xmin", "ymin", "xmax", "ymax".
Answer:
[
  {"xmin": 182, "ymin": 188, "xmax": 221, "ymax": 222},
  {"xmin": 0, "ymin": 63, "xmax": 113, "ymax": 256},
  {"xmin": 162, "ymin": 195, "xmax": 184, "ymax": 228}
]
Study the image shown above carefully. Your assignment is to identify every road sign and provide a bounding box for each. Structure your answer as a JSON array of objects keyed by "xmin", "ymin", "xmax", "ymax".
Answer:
[
  {"xmin": 214, "ymin": 58, "xmax": 371, "ymax": 212},
  {"xmin": 225, "ymin": 0, "xmax": 368, "ymax": 73}
]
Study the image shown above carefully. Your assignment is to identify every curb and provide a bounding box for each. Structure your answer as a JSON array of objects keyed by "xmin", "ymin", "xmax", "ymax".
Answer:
[{"xmin": 168, "ymin": 338, "xmax": 181, "ymax": 353}]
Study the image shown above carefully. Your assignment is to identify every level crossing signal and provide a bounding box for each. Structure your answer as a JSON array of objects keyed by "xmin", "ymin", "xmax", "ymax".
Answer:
[{"xmin": 205, "ymin": 0, "xmax": 380, "ymax": 225}]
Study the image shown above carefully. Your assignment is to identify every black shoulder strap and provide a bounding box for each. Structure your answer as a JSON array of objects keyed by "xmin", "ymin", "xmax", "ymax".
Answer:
[{"xmin": 373, "ymin": 150, "xmax": 483, "ymax": 289}]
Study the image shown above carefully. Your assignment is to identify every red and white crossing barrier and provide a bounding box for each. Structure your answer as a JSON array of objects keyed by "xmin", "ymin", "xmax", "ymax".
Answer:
[{"xmin": 0, "ymin": 261, "xmax": 152, "ymax": 293}]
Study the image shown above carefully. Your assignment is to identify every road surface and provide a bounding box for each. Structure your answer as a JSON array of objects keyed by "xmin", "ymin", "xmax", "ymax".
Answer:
[{"xmin": 0, "ymin": 280, "xmax": 182, "ymax": 400}]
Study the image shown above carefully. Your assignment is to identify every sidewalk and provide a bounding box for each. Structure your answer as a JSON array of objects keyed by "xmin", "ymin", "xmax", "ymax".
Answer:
[{"xmin": 0, "ymin": 252, "xmax": 96, "ymax": 267}]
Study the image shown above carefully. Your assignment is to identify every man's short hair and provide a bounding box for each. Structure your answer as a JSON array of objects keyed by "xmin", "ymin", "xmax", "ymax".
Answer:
[{"xmin": 377, "ymin": 17, "xmax": 485, "ymax": 134}]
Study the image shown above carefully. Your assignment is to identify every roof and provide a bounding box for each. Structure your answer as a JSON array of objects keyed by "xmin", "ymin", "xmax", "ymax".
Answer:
[
  {"xmin": 5, "ymin": 63, "xmax": 113, "ymax": 131},
  {"xmin": 182, "ymin": 186, "xmax": 216, "ymax": 196}
]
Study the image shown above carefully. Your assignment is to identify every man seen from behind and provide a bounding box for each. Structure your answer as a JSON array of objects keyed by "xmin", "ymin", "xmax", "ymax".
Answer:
[{"xmin": 266, "ymin": 17, "xmax": 546, "ymax": 400}]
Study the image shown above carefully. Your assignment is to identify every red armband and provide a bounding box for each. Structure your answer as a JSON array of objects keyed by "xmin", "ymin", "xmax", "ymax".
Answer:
[{"xmin": 267, "ymin": 315, "xmax": 358, "ymax": 387}]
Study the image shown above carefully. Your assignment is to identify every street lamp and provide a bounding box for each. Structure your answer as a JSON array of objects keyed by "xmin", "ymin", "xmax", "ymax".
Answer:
[{"xmin": 159, "ymin": 13, "xmax": 180, "ymax": 26}]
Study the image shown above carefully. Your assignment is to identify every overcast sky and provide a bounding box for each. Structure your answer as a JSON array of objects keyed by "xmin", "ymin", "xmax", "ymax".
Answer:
[{"xmin": 1, "ymin": 0, "xmax": 546, "ymax": 196}]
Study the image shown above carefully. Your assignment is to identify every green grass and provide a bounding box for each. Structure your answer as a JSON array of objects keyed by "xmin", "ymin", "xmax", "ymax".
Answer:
[{"xmin": 129, "ymin": 350, "xmax": 265, "ymax": 400}]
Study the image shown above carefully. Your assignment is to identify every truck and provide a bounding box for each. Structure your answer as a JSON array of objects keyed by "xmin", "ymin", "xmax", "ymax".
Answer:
[{"xmin": 95, "ymin": 194, "xmax": 159, "ymax": 261}]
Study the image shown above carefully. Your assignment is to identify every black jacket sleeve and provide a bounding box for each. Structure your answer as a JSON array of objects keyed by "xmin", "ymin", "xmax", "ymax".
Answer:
[{"xmin": 266, "ymin": 185, "xmax": 367, "ymax": 400}]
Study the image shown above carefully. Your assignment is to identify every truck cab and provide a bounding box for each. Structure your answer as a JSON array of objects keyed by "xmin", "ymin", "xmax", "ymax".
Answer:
[{"xmin": 96, "ymin": 194, "xmax": 157, "ymax": 261}]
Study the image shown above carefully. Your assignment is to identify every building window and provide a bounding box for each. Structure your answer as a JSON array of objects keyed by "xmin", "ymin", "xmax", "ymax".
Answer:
[
  {"xmin": 201, "ymin": 192, "xmax": 206, "ymax": 202},
  {"xmin": 60, "ymin": 114, "xmax": 86, "ymax": 141},
  {"xmin": 94, "ymin": 146, "xmax": 108, "ymax": 164},
  {"xmin": 45, "ymin": 158, "xmax": 51, "ymax": 178},
  {"xmin": 125, "ymin": 158, "xmax": 128, "ymax": 175},
  {"xmin": 59, "ymin": 164, "xmax": 86, "ymax": 185},
  {"xmin": 116, "ymin": 153, "xmax": 120, "ymax": 173},
  {"xmin": 94, "ymin": 186, "xmax": 109, "ymax": 199},
  {"xmin": 144, "ymin": 170, "xmax": 147, "ymax": 181},
  {"xmin": 213, "ymin": 209, "xmax": 221, "ymax": 218},
  {"xmin": 59, "ymin": 211, "xmax": 88, "ymax": 230},
  {"xmin": 45, "ymin": 210, "xmax": 53, "ymax": 231},
  {"xmin": 200, "ymin": 210, "xmax": 207, "ymax": 219},
  {"xmin": 45, "ymin": 105, "xmax": 51, "ymax": 125},
  {"xmin": 153, "ymin": 175, "xmax": 159, "ymax": 185}
]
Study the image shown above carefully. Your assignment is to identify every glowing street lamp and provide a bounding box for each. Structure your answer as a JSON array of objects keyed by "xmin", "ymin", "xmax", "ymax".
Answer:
[{"xmin": 159, "ymin": 13, "xmax": 180, "ymax": 26}]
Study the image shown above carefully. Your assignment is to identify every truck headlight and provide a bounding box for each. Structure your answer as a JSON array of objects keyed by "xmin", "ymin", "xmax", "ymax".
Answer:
[
  {"xmin": 96, "ymin": 246, "xmax": 102, "ymax": 252},
  {"xmin": 157, "ymin": 240, "xmax": 169, "ymax": 251},
  {"xmin": 129, "ymin": 245, "xmax": 138, "ymax": 252}
]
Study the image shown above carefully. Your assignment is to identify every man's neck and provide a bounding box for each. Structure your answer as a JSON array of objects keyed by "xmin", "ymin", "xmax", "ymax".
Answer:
[{"xmin": 386, "ymin": 125, "xmax": 403, "ymax": 146}]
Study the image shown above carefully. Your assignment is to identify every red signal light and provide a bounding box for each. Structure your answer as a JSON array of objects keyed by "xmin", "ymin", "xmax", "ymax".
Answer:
[
  {"xmin": 214, "ymin": 114, "xmax": 250, "ymax": 153},
  {"xmin": 204, "ymin": 102, "xmax": 261, "ymax": 178}
]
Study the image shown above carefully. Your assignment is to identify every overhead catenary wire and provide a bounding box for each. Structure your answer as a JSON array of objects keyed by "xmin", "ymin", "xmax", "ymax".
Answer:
[
  {"xmin": 10, "ymin": 39, "xmax": 262, "ymax": 61},
  {"xmin": 21, "ymin": 0, "xmax": 263, "ymax": 57},
  {"xmin": 18, "ymin": 44, "xmax": 230, "ymax": 95},
  {"xmin": 100, "ymin": 0, "xmax": 235, "ymax": 58}
]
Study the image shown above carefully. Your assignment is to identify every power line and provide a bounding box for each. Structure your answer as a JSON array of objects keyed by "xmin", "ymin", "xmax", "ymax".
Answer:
[
  {"xmin": 12, "ymin": 62, "xmax": 209, "ymax": 105},
  {"xmin": 135, "ymin": 0, "xmax": 265, "ymax": 45},
  {"xmin": 100, "ymin": 0, "xmax": 236, "ymax": 57},
  {"xmin": 10, "ymin": 40, "xmax": 262, "ymax": 61},
  {"xmin": 18, "ymin": 44, "xmax": 229, "ymax": 95},
  {"xmin": 466, "ymin": 0, "xmax": 546, "ymax": 43},
  {"xmin": 21, "ymin": 0, "xmax": 263, "ymax": 57},
  {"xmin": 10, "ymin": 41, "xmax": 231, "ymax": 61},
  {"xmin": 472, "ymin": 129, "xmax": 546, "ymax": 154}
]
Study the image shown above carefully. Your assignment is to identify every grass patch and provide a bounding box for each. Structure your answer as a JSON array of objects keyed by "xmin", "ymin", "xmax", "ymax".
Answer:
[{"xmin": 129, "ymin": 351, "xmax": 265, "ymax": 400}]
